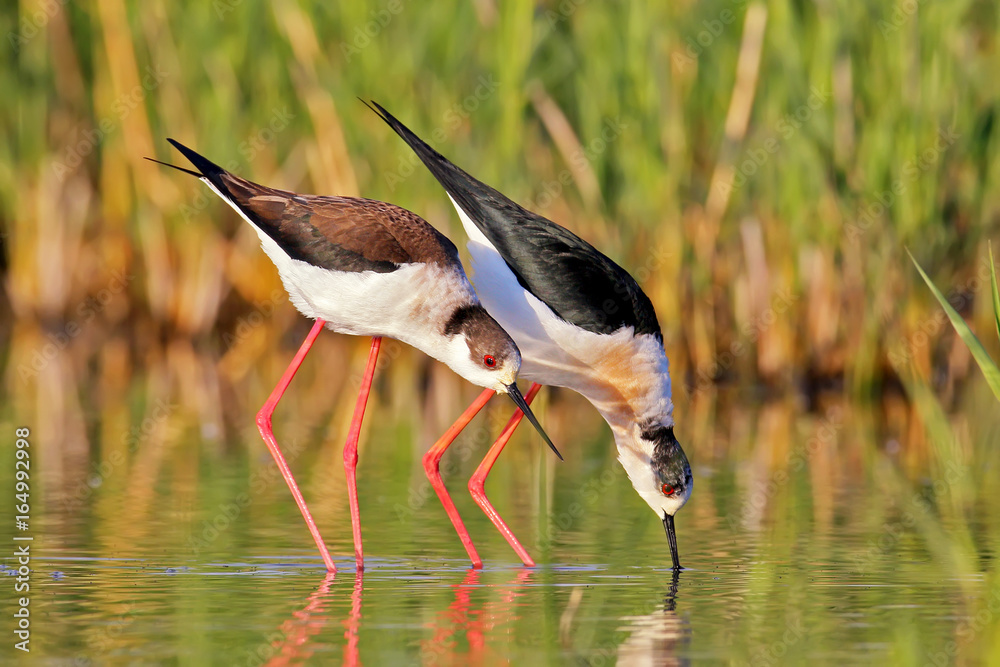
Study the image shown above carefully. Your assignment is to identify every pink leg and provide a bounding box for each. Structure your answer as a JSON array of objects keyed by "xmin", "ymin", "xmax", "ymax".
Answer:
[
  {"xmin": 423, "ymin": 388, "xmax": 495, "ymax": 568},
  {"xmin": 469, "ymin": 382, "xmax": 544, "ymax": 567},
  {"xmin": 343, "ymin": 337, "xmax": 382, "ymax": 571},
  {"xmin": 256, "ymin": 319, "xmax": 337, "ymax": 572}
]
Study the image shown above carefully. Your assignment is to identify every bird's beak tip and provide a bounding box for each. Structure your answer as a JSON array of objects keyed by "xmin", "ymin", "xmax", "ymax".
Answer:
[{"xmin": 505, "ymin": 383, "xmax": 563, "ymax": 460}]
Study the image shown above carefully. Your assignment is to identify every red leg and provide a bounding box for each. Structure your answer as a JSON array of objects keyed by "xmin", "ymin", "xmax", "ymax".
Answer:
[
  {"xmin": 423, "ymin": 388, "xmax": 495, "ymax": 568},
  {"xmin": 343, "ymin": 337, "xmax": 382, "ymax": 571},
  {"xmin": 255, "ymin": 319, "xmax": 337, "ymax": 572},
  {"xmin": 468, "ymin": 382, "xmax": 544, "ymax": 567}
]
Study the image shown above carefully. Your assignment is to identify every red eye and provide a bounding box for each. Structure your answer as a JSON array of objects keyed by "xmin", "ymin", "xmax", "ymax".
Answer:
[
  {"xmin": 662, "ymin": 483, "xmax": 675, "ymax": 496},
  {"xmin": 483, "ymin": 355, "xmax": 497, "ymax": 368}
]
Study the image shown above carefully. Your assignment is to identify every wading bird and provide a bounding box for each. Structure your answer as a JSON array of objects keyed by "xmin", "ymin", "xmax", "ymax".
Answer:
[
  {"xmin": 368, "ymin": 103, "xmax": 691, "ymax": 570},
  {"xmin": 149, "ymin": 139, "xmax": 560, "ymax": 572}
]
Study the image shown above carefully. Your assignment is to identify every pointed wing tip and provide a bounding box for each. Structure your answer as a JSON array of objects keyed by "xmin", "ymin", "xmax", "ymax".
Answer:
[
  {"xmin": 363, "ymin": 99, "xmax": 397, "ymax": 126},
  {"xmin": 161, "ymin": 138, "xmax": 230, "ymax": 182}
]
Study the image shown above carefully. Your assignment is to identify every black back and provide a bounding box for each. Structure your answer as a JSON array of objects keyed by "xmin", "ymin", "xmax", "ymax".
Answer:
[{"xmin": 367, "ymin": 102, "xmax": 662, "ymax": 340}]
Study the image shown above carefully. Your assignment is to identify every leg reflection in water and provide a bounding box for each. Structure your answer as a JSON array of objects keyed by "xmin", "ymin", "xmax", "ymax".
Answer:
[
  {"xmin": 264, "ymin": 571, "xmax": 338, "ymax": 667},
  {"xmin": 421, "ymin": 568, "xmax": 533, "ymax": 663}
]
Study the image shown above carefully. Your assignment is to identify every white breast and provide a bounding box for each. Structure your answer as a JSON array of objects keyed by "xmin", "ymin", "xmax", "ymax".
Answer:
[{"xmin": 206, "ymin": 178, "xmax": 476, "ymax": 351}]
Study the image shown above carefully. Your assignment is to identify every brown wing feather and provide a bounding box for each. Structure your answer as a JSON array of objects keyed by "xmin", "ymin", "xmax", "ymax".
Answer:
[{"xmin": 219, "ymin": 172, "xmax": 460, "ymax": 273}]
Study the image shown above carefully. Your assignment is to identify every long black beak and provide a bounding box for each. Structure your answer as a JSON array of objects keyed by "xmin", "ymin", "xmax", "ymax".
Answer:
[
  {"xmin": 663, "ymin": 513, "xmax": 681, "ymax": 571},
  {"xmin": 505, "ymin": 383, "xmax": 563, "ymax": 461}
]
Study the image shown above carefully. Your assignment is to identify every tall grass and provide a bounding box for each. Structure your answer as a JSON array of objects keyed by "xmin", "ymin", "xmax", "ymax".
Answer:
[{"xmin": 2, "ymin": 0, "xmax": 999, "ymax": 520}]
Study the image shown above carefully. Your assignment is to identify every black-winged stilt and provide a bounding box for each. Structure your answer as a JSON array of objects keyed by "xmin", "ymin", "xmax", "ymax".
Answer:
[
  {"xmin": 149, "ymin": 139, "xmax": 560, "ymax": 572},
  {"xmin": 368, "ymin": 103, "xmax": 692, "ymax": 570}
]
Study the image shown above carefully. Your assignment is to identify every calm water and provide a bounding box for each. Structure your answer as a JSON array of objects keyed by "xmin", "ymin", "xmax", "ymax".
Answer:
[{"xmin": 3, "ymin": 384, "xmax": 999, "ymax": 665}]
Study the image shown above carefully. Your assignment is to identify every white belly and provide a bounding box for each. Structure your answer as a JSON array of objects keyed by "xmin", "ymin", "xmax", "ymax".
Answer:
[
  {"xmin": 208, "ymin": 178, "xmax": 474, "ymax": 349},
  {"xmin": 253, "ymin": 227, "xmax": 476, "ymax": 352}
]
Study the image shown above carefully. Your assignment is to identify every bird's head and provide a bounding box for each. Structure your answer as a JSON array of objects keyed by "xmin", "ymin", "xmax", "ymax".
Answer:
[
  {"xmin": 442, "ymin": 304, "xmax": 562, "ymax": 460},
  {"xmin": 443, "ymin": 304, "xmax": 522, "ymax": 391},
  {"xmin": 617, "ymin": 421, "xmax": 692, "ymax": 570}
]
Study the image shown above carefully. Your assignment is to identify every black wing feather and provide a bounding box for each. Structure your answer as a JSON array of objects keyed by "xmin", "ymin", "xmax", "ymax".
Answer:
[{"xmin": 367, "ymin": 102, "xmax": 661, "ymax": 339}]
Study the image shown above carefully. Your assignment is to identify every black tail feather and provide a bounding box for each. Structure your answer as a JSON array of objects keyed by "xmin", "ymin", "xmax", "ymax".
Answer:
[
  {"xmin": 363, "ymin": 100, "xmax": 525, "ymax": 229},
  {"xmin": 163, "ymin": 138, "xmax": 233, "ymax": 196},
  {"xmin": 146, "ymin": 138, "xmax": 238, "ymax": 205},
  {"xmin": 363, "ymin": 100, "xmax": 445, "ymax": 175}
]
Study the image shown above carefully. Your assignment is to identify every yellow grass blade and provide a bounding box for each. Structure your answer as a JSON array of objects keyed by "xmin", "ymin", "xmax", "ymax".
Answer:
[{"xmin": 990, "ymin": 243, "xmax": 1000, "ymax": 345}]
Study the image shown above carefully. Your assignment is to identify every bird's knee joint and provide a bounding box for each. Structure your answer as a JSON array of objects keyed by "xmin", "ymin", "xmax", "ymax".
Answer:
[{"xmin": 468, "ymin": 477, "xmax": 484, "ymax": 495}]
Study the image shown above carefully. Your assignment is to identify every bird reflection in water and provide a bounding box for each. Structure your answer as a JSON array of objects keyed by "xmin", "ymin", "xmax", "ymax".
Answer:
[
  {"xmin": 616, "ymin": 570, "xmax": 689, "ymax": 667},
  {"xmin": 260, "ymin": 568, "xmax": 530, "ymax": 665}
]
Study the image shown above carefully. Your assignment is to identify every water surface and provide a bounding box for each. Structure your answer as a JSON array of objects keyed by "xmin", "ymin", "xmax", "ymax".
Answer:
[{"xmin": 3, "ymin": 387, "xmax": 999, "ymax": 665}]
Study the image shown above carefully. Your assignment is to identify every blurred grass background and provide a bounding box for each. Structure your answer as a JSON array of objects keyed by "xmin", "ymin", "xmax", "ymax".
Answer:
[
  {"xmin": 3, "ymin": 0, "xmax": 1000, "ymax": 557},
  {"xmin": 4, "ymin": 0, "xmax": 999, "ymax": 466},
  {"xmin": 3, "ymin": 0, "xmax": 1000, "ymax": 661}
]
